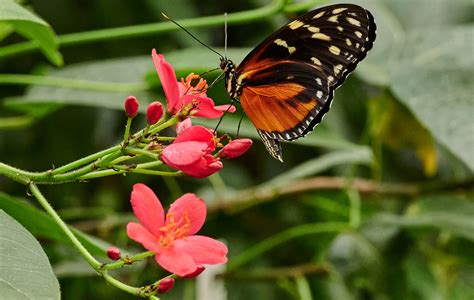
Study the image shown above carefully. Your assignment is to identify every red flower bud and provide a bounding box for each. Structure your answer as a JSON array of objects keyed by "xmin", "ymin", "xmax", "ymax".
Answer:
[
  {"xmin": 183, "ymin": 265, "xmax": 205, "ymax": 278},
  {"xmin": 124, "ymin": 96, "xmax": 139, "ymax": 118},
  {"xmin": 221, "ymin": 139, "xmax": 253, "ymax": 159},
  {"xmin": 106, "ymin": 246, "xmax": 121, "ymax": 260},
  {"xmin": 146, "ymin": 101, "xmax": 164, "ymax": 125},
  {"xmin": 157, "ymin": 278, "xmax": 175, "ymax": 294}
]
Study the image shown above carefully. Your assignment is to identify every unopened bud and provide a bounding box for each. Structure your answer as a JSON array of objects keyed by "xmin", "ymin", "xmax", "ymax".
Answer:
[
  {"xmin": 146, "ymin": 101, "xmax": 164, "ymax": 125},
  {"xmin": 106, "ymin": 246, "xmax": 121, "ymax": 260},
  {"xmin": 221, "ymin": 139, "xmax": 253, "ymax": 159},
  {"xmin": 124, "ymin": 96, "xmax": 139, "ymax": 118},
  {"xmin": 157, "ymin": 278, "xmax": 175, "ymax": 293}
]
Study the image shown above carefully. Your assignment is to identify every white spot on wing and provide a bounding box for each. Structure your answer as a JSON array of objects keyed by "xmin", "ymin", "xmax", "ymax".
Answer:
[
  {"xmin": 316, "ymin": 90, "xmax": 323, "ymax": 98},
  {"xmin": 288, "ymin": 20, "xmax": 304, "ymax": 30},
  {"xmin": 312, "ymin": 33, "xmax": 331, "ymax": 41},
  {"xmin": 355, "ymin": 31, "xmax": 362, "ymax": 38},
  {"xmin": 346, "ymin": 38, "xmax": 352, "ymax": 46},
  {"xmin": 313, "ymin": 11, "xmax": 325, "ymax": 19},
  {"xmin": 333, "ymin": 64, "xmax": 343, "ymax": 75},
  {"xmin": 316, "ymin": 78, "xmax": 322, "ymax": 85},
  {"xmin": 329, "ymin": 45, "xmax": 341, "ymax": 55},
  {"xmin": 346, "ymin": 17, "xmax": 361, "ymax": 27},
  {"xmin": 311, "ymin": 57, "xmax": 322, "ymax": 66},
  {"xmin": 274, "ymin": 38, "xmax": 296, "ymax": 54},
  {"xmin": 332, "ymin": 8, "xmax": 347, "ymax": 14},
  {"xmin": 307, "ymin": 26, "xmax": 320, "ymax": 33},
  {"xmin": 328, "ymin": 15, "xmax": 339, "ymax": 23}
]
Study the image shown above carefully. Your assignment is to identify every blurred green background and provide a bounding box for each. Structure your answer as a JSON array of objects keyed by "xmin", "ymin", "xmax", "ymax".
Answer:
[{"xmin": 0, "ymin": 0, "xmax": 473, "ymax": 299}]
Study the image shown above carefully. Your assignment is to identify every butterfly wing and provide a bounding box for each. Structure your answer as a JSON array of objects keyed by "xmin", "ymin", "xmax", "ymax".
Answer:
[{"xmin": 234, "ymin": 4, "xmax": 376, "ymax": 160}]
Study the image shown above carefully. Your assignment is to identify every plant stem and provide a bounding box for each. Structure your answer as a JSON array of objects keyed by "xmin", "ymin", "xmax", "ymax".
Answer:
[
  {"xmin": 104, "ymin": 251, "xmax": 155, "ymax": 271},
  {"xmin": 102, "ymin": 272, "xmax": 141, "ymax": 295},
  {"xmin": 28, "ymin": 183, "xmax": 101, "ymax": 269},
  {"xmin": 123, "ymin": 117, "xmax": 133, "ymax": 145},
  {"xmin": 0, "ymin": 0, "xmax": 286, "ymax": 60}
]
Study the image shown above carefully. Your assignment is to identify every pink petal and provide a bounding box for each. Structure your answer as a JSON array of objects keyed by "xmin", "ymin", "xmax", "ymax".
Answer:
[
  {"xmin": 176, "ymin": 118, "xmax": 192, "ymax": 134},
  {"xmin": 174, "ymin": 125, "xmax": 215, "ymax": 147},
  {"xmin": 130, "ymin": 183, "xmax": 164, "ymax": 236},
  {"xmin": 161, "ymin": 141, "xmax": 208, "ymax": 167},
  {"xmin": 180, "ymin": 157, "xmax": 223, "ymax": 178},
  {"xmin": 215, "ymin": 104, "xmax": 236, "ymax": 113},
  {"xmin": 155, "ymin": 247, "xmax": 198, "ymax": 276},
  {"xmin": 221, "ymin": 138, "xmax": 253, "ymax": 159},
  {"xmin": 191, "ymin": 97, "xmax": 226, "ymax": 118},
  {"xmin": 126, "ymin": 222, "xmax": 161, "ymax": 252},
  {"xmin": 167, "ymin": 193, "xmax": 206, "ymax": 235},
  {"xmin": 174, "ymin": 235, "xmax": 228, "ymax": 265},
  {"xmin": 152, "ymin": 49, "xmax": 180, "ymax": 114}
]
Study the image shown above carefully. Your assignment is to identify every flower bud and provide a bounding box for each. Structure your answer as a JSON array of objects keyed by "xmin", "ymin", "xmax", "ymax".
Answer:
[
  {"xmin": 221, "ymin": 139, "xmax": 253, "ymax": 159},
  {"xmin": 183, "ymin": 265, "xmax": 205, "ymax": 278},
  {"xmin": 124, "ymin": 96, "xmax": 139, "ymax": 118},
  {"xmin": 106, "ymin": 246, "xmax": 121, "ymax": 260},
  {"xmin": 157, "ymin": 278, "xmax": 175, "ymax": 294},
  {"xmin": 146, "ymin": 101, "xmax": 164, "ymax": 125},
  {"xmin": 176, "ymin": 118, "xmax": 192, "ymax": 134}
]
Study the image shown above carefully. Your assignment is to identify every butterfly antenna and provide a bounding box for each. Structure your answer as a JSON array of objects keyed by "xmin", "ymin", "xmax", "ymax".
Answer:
[
  {"xmin": 224, "ymin": 12, "xmax": 228, "ymax": 58},
  {"xmin": 213, "ymin": 100, "xmax": 236, "ymax": 134},
  {"xmin": 236, "ymin": 110, "xmax": 245, "ymax": 138},
  {"xmin": 161, "ymin": 12, "xmax": 224, "ymax": 59}
]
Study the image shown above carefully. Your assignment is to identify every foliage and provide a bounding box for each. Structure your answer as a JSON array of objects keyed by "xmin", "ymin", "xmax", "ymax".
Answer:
[{"xmin": 0, "ymin": 0, "xmax": 472, "ymax": 299}]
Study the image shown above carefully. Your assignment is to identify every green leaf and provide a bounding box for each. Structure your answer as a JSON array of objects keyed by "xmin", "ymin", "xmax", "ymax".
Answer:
[
  {"xmin": 389, "ymin": 26, "xmax": 474, "ymax": 171},
  {"xmin": 0, "ymin": 192, "xmax": 110, "ymax": 256},
  {"xmin": 0, "ymin": 0, "xmax": 62, "ymax": 66},
  {"xmin": 0, "ymin": 209, "xmax": 60, "ymax": 299}
]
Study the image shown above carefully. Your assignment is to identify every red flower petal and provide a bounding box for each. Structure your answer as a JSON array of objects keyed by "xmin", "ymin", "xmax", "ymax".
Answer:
[
  {"xmin": 179, "ymin": 156, "xmax": 223, "ymax": 178},
  {"xmin": 130, "ymin": 183, "xmax": 164, "ymax": 236},
  {"xmin": 174, "ymin": 125, "xmax": 215, "ymax": 146},
  {"xmin": 152, "ymin": 49, "xmax": 180, "ymax": 114},
  {"xmin": 191, "ymin": 96, "xmax": 227, "ymax": 118},
  {"xmin": 221, "ymin": 138, "xmax": 253, "ymax": 159},
  {"xmin": 176, "ymin": 118, "xmax": 192, "ymax": 134},
  {"xmin": 215, "ymin": 104, "xmax": 236, "ymax": 113},
  {"xmin": 167, "ymin": 193, "xmax": 206, "ymax": 236},
  {"xmin": 126, "ymin": 222, "xmax": 161, "ymax": 252},
  {"xmin": 155, "ymin": 247, "xmax": 198, "ymax": 276},
  {"xmin": 161, "ymin": 141, "xmax": 208, "ymax": 167},
  {"xmin": 175, "ymin": 235, "xmax": 228, "ymax": 265}
]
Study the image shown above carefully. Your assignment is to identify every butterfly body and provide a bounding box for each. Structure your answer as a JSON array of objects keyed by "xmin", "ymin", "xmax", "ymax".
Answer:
[{"xmin": 221, "ymin": 4, "xmax": 376, "ymax": 161}]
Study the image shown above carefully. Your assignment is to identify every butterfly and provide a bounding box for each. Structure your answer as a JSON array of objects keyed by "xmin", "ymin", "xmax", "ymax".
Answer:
[{"xmin": 220, "ymin": 4, "xmax": 376, "ymax": 161}]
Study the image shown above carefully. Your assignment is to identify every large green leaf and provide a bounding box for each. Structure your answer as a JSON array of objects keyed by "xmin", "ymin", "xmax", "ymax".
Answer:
[
  {"xmin": 389, "ymin": 26, "xmax": 474, "ymax": 171},
  {"xmin": 0, "ymin": 0, "xmax": 62, "ymax": 66},
  {"xmin": 0, "ymin": 192, "xmax": 110, "ymax": 256},
  {"xmin": 0, "ymin": 209, "xmax": 60, "ymax": 299}
]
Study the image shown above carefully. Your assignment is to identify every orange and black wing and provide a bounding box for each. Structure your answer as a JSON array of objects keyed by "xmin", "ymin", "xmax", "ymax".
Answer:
[{"xmin": 235, "ymin": 4, "xmax": 376, "ymax": 160}]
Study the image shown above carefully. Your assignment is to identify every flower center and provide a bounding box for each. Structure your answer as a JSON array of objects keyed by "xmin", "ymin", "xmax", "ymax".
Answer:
[
  {"xmin": 158, "ymin": 212, "xmax": 191, "ymax": 248},
  {"xmin": 181, "ymin": 73, "xmax": 208, "ymax": 94}
]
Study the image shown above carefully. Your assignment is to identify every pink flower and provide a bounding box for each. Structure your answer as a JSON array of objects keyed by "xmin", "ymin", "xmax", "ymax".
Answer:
[
  {"xmin": 152, "ymin": 49, "xmax": 235, "ymax": 118},
  {"xmin": 220, "ymin": 139, "xmax": 253, "ymax": 159},
  {"xmin": 126, "ymin": 184, "xmax": 228, "ymax": 276},
  {"xmin": 161, "ymin": 125, "xmax": 223, "ymax": 178}
]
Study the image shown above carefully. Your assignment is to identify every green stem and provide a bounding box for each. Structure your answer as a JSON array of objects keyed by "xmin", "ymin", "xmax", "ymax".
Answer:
[
  {"xmin": 28, "ymin": 183, "xmax": 101, "ymax": 269},
  {"xmin": 228, "ymin": 222, "xmax": 348, "ymax": 270},
  {"xmin": 104, "ymin": 251, "xmax": 155, "ymax": 271},
  {"xmin": 102, "ymin": 272, "xmax": 141, "ymax": 295},
  {"xmin": 126, "ymin": 148, "xmax": 158, "ymax": 160},
  {"xmin": 0, "ymin": 74, "xmax": 146, "ymax": 92},
  {"xmin": 123, "ymin": 117, "xmax": 133, "ymax": 144},
  {"xmin": 0, "ymin": 0, "xmax": 286, "ymax": 60},
  {"xmin": 0, "ymin": 162, "xmax": 32, "ymax": 185},
  {"xmin": 347, "ymin": 188, "xmax": 361, "ymax": 228}
]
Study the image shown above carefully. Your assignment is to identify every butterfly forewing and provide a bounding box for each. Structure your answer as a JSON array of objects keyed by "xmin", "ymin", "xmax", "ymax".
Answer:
[{"xmin": 227, "ymin": 4, "xmax": 376, "ymax": 160}]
